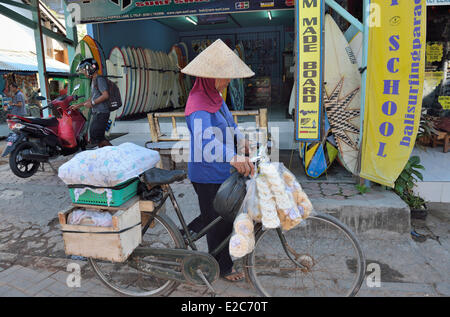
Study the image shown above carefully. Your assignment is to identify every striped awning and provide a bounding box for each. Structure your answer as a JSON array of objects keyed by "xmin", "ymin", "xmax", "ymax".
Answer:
[{"xmin": 0, "ymin": 49, "xmax": 69, "ymax": 74}]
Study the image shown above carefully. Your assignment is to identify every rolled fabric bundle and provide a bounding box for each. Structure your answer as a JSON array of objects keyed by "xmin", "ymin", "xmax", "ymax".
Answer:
[
  {"xmin": 229, "ymin": 233, "xmax": 251, "ymax": 258},
  {"xmin": 234, "ymin": 213, "xmax": 254, "ymax": 236}
]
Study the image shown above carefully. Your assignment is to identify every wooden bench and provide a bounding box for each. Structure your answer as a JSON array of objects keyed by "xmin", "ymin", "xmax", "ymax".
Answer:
[{"xmin": 145, "ymin": 109, "xmax": 268, "ymax": 169}]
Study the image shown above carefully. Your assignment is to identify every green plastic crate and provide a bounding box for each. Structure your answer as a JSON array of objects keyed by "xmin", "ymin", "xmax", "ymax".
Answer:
[{"xmin": 69, "ymin": 178, "xmax": 139, "ymax": 207}]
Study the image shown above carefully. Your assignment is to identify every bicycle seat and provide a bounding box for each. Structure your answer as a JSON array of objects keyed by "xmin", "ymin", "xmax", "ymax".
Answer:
[{"xmin": 142, "ymin": 168, "xmax": 187, "ymax": 185}]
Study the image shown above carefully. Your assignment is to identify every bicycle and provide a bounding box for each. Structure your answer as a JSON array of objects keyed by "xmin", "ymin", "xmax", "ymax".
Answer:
[{"xmin": 88, "ymin": 167, "xmax": 366, "ymax": 297}]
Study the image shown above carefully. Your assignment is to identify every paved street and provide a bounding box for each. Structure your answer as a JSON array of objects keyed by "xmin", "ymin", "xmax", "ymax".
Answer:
[{"xmin": 0, "ymin": 140, "xmax": 449, "ymax": 297}]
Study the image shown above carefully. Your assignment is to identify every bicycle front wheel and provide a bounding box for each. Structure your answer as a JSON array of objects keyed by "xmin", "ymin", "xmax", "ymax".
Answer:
[
  {"xmin": 246, "ymin": 213, "xmax": 365, "ymax": 297},
  {"xmin": 89, "ymin": 214, "xmax": 185, "ymax": 297}
]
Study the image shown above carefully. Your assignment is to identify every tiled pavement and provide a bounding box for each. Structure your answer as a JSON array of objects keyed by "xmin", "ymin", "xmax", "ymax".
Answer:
[{"xmin": 0, "ymin": 141, "xmax": 449, "ymax": 297}]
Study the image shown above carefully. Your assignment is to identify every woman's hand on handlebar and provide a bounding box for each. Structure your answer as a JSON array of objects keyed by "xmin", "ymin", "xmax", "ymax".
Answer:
[{"xmin": 230, "ymin": 155, "xmax": 255, "ymax": 177}]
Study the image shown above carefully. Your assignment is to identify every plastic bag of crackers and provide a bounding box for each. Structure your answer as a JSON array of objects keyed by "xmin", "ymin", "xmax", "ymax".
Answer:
[
  {"xmin": 229, "ymin": 162, "xmax": 314, "ymax": 258},
  {"xmin": 228, "ymin": 178, "xmax": 257, "ymax": 259},
  {"xmin": 253, "ymin": 162, "xmax": 313, "ymax": 231}
]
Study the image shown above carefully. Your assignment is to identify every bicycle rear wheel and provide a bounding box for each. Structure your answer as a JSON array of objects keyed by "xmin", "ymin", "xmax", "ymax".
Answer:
[
  {"xmin": 245, "ymin": 213, "xmax": 365, "ymax": 297},
  {"xmin": 89, "ymin": 214, "xmax": 185, "ymax": 297}
]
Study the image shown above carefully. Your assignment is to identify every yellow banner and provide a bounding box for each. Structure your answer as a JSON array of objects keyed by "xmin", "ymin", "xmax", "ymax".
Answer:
[
  {"xmin": 295, "ymin": 0, "xmax": 323, "ymax": 141},
  {"xmin": 360, "ymin": 0, "xmax": 427, "ymax": 188}
]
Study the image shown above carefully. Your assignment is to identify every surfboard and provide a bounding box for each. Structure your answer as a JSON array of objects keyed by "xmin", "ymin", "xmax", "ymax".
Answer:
[
  {"xmin": 107, "ymin": 47, "xmax": 128, "ymax": 119},
  {"xmin": 120, "ymin": 47, "xmax": 133, "ymax": 117},
  {"xmin": 324, "ymin": 14, "xmax": 361, "ymax": 176},
  {"xmin": 152, "ymin": 51, "xmax": 163, "ymax": 110},
  {"xmin": 145, "ymin": 49, "xmax": 158, "ymax": 111},
  {"xmin": 178, "ymin": 42, "xmax": 191, "ymax": 90},
  {"xmin": 349, "ymin": 32, "xmax": 363, "ymax": 69},
  {"xmin": 139, "ymin": 47, "xmax": 151, "ymax": 113},
  {"xmin": 168, "ymin": 48, "xmax": 183, "ymax": 109},
  {"xmin": 157, "ymin": 51, "xmax": 169, "ymax": 109},
  {"xmin": 161, "ymin": 52, "xmax": 173, "ymax": 109},
  {"xmin": 299, "ymin": 113, "xmax": 339, "ymax": 178},
  {"xmin": 172, "ymin": 45, "xmax": 187, "ymax": 104},
  {"xmin": 69, "ymin": 53, "xmax": 90, "ymax": 118},
  {"xmin": 82, "ymin": 35, "xmax": 104, "ymax": 75},
  {"xmin": 72, "ymin": 40, "xmax": 96, "ymax": 121},
  {"xmin": 135, "ymin": 47, "xmax": 147, "ymax": 114},
  {"xmin": 126, "ymin": 47, "xmax": 138, "ymax": 116},
  {"xmin": 84, "ymin": 36, "xmax": 118, "ymax": 136},
  {"xmin": 132, "ymin": 48, "xmax": 143, "ymax": 115}
]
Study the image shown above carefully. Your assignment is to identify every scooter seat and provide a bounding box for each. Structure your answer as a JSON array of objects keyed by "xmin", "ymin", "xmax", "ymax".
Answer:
[
  {"xmin": 27, "ymin": 117, "xmax": 58, "ymax": 127},
  {"xmin": 142, "ymin": 168, "xmax": 187, "ymax": 185}
]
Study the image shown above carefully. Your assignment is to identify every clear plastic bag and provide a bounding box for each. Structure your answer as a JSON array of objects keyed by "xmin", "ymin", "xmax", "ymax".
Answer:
[
  {"xmin": 228, "ymin": 177, "xmax": 257, "ymax": 259},
  {"xmin": 228, "ymin": 160, "xmax": 316, "ymax": 258},
  {"xmin": 277, "ymin": 163, "xmax": 315, "ymax": 221}
]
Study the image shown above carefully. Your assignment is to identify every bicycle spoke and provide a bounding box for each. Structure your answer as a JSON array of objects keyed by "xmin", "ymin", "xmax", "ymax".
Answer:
[
  {"xmin": 89, "ymin": 215, "xmax": 183, "ymax": 297},
  {"xmin": 248, "ymin": 214, "xmax": 365, "ymax": 297}
]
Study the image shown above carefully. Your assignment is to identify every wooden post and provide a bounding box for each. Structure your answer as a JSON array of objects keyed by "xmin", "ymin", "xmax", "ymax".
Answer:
[
  {"xmin": 171, "ymin": 116, "xmax": 178, "ymax": 139},
  {"xmin": 259, "ymin": 108, "xmax": 268, "ymax": 130},
  {"xmin": 147, "ymin": 113, "xmax": 159, "ymax": 142},
  {"xmin": 155, "ymin": 117, "xmax": 161, "ymax": 138}
]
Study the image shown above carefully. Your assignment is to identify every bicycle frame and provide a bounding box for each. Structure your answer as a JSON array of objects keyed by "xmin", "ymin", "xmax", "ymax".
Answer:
[
  {"xmin": 141, "ymin": 184, "xmax": 232, "ymax": 256},
  {"xmin": 141, "ymin": 183, "xmax": 308, "ymax": 270}
]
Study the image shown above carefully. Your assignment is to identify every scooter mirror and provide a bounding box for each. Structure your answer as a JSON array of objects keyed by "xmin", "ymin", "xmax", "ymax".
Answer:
[
  {"xmin": 73, "ymin": 84, "xmax": 80, "ymax": 92},
  {"xmin": 35, "ymin": 96, "xmax": 46, "ymax": 101}
]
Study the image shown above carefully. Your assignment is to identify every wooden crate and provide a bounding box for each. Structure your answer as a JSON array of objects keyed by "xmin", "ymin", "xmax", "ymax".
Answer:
[{"xmin": 58, "ymin": 199, "xmax": 142, "ymax": 262}]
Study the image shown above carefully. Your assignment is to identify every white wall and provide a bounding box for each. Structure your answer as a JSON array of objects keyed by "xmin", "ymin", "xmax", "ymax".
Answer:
[
  {"xmin": 0, "ymin": 0, "xmax": 65, "ymax": 56},
  {"xmin": 0, "ymin": 1, "xmax": 36, "ymax": 52}
]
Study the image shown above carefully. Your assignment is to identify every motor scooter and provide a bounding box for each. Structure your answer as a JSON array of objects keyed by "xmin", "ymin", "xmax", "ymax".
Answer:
[{"xmin": 1, "ymin": 85, "xmax": 89, "ymax": 178}]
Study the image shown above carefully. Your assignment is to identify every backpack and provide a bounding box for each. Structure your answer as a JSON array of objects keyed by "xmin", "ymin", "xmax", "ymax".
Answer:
[{"xmin": 94, "ymin": 76, "xmax": 122, "ymax": 112}]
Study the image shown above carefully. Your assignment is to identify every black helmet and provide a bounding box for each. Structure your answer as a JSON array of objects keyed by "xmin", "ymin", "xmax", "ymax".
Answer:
[
  {"xmin": 213, "ymin": 169, "xmax": 248, "ymax": 223},
  {"xmin": 76, "ymin": 58, "xmax": 99, "ymax": 76}
]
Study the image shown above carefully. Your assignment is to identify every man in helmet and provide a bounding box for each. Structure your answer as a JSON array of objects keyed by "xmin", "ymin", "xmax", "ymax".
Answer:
[{"xmin": 70, "ymin": 58, "xmax": 112, "ymax": 148}]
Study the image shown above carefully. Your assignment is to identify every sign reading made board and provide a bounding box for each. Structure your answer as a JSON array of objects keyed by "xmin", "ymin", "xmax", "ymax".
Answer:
[
  {"xmin": 66, "ymin": 0, "xmax": 295, "ymax": 24},
  {"xmin": 295, "ymin": 0, "xmax": 324, "ymax": 141}
]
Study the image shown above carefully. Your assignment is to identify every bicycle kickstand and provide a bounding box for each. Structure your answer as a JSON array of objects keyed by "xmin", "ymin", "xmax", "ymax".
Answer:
[
  {"xmin": 47, "ymin": 161, "xmax": 58, "ymax": 175},
  {"xmin": 196, "ymin": 269, "xmax": 217, "ymax": 297}
]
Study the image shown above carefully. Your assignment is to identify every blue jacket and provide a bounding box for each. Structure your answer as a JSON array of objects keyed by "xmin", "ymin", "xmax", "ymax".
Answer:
[{"xmin": 186, "ymin": 101, "xmax": 243, "ymax": 184}]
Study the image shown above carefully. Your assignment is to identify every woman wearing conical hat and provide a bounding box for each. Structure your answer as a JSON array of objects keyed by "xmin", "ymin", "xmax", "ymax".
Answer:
[{"xmin": 181, "ymin": 39, "xmax": 255, "ymax": 282}]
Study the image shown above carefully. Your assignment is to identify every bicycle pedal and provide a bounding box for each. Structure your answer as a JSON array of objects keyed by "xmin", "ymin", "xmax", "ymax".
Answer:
[{"xmin": 196, "ymin": 269, "xmax": 217, "ymax": 296}]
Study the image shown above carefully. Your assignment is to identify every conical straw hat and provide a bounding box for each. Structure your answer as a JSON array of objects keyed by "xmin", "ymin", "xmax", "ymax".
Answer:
[{"xmin": 181, "ymin": 39, "xmax": 255, "ymax": 79}]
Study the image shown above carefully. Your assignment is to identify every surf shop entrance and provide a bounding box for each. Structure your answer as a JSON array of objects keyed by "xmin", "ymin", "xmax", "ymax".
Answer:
[{"xmin": 67, "ymin": 1, "xmax": 427, "ymax": 188}]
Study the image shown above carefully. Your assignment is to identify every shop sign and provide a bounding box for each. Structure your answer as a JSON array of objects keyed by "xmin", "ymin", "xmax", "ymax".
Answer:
[
  {"xmin": 426, "ymin": 0, "xmax": 450, "ymax": 6},
  {"xmin": 426, "ymin": 42, "xmax": 444, "ymax": 63},
  {"xmin": 66, "ymin": 0, "xmax": 294, "ymax": 24},
  {"xmin": 295, "ymin": 0, "xmax": 324, "ymax": 141},
  {"xmin": 360, "ymin": 0, "xmax": 427, "ymax": 188}
]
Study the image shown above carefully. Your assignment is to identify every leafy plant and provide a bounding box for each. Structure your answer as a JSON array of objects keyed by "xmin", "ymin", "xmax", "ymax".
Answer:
[
  {"xmin": 355, "ymin": 184, "xmax": 370, "ymax": 194},
  {"xmin": 394, "ymin": 156, "xmax": 426, "ymax": 210}
]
